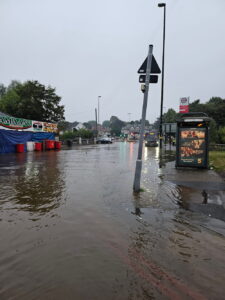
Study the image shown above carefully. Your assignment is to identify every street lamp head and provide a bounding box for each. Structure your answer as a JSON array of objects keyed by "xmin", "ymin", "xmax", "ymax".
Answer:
[{"xmin": 158, "ymin": 3, "xmax": 166, "ymax": 7}]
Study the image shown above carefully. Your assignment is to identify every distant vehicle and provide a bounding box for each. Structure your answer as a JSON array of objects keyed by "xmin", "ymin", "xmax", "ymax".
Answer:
[
  {"xmin": 97, "ymin": 135, "xmax": 112, "ymax": 144},
  {"xmin": 145, "ymin": 131, "xmax": 158, "ymax": 147},
  {"xmin": 127, "ymin": 134, "xmax": 136, "ymax": 142}
]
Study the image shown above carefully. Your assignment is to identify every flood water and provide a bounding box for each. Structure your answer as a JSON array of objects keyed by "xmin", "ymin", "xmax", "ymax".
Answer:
[{"xmin": 0, "ymin": 142, "xmax": 225, "ymax": 300}]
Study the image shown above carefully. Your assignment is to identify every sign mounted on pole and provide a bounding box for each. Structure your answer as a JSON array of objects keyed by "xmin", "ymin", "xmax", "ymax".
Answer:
[
  {"xmin": 139, "ymin": 75, "xmax": 158, "ymax": 84},
  {"xmin": 138, "ymin": 55, "xmax": 161, "ymax": 74},
  {"xmin": 179, "ymin": 97, "xmax": 189, "ymax": 113}
]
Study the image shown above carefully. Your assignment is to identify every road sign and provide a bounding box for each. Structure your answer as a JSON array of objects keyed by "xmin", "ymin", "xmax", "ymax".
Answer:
[
  {"xmin": 139, "ymin": 75, "xmax": 158, "ymax": 84},
  {"xmin": 138, "ymin": 55, "xmax": 161, "ymax": 74},
  {"xmin": 179, "ymin": 105, "xmax": 189, "ymax": 113},
  {"xmin": 179, "ymin": 97, "xmax": 189, "ymax": 113},
  {"xmin": 180, "ymin": 97, "xmax": 189, "ymax": 106}
]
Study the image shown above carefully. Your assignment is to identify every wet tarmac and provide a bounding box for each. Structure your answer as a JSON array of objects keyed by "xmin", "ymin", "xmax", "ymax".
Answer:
[{"xmin": 0, "ymin": 142, "xmax": 225, "ymax": 300}]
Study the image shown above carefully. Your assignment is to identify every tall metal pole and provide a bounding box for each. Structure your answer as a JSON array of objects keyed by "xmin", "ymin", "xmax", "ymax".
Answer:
[
  {"xmin": 95, "ymin": 108, "xmax": 98, "ymax": 136},
  {"xmin": 98, "ymin": 96, "xmax": 101, "ymax": 125},
  {"xmin": 133, "ymin": 45, "xmax": 153, "ymax": 192},
  {"xmin": 158, "ymin": 3, "xmax": 166, "ymax": 149}
]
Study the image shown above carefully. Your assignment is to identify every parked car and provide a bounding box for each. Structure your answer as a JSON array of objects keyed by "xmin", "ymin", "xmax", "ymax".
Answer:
[{"xmin": 97, "ymin": 136, "xmax": 112, "ymax": 144}]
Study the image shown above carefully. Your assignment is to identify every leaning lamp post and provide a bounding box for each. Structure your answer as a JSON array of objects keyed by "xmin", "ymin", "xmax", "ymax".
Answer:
[{"xmin": 158, "ymin": 2, "xmax": 166, "ymax": 149}]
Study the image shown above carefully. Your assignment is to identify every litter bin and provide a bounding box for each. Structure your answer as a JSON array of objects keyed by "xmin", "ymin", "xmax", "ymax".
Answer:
[
  {"xmin": 45, "ymin": 140, "xmax": 55, "ymax": 150},
  {"xmin": 55, "ymin": 141, "xmax": 62, "ymax": 150},
  {"xmin": 35, "ymin": 142, "xmax": 42, "ymax": 151},
  {"xmin": 176, "ymin": 113, "xmax": 211, "ymax": 168}
]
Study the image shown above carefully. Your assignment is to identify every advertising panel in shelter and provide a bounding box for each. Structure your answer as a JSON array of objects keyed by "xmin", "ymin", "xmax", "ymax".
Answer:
[{"xmin": 178, "ymin": 128, "xmax": 206, "ymax": 166}]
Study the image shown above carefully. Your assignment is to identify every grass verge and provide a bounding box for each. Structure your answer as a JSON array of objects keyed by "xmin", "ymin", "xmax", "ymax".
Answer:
[{"xmin": 209, "ymin": 151, "xmax": 225, "ymax": 172}]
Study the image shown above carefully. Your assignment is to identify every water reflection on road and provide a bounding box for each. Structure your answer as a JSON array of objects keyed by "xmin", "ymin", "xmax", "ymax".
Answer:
[{"xmin": 0, "ymin": 143, "xmax": 225, "ymax": 300}]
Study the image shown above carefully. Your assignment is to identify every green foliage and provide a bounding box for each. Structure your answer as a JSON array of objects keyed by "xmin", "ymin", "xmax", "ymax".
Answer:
[
  {"xmin": 209, "ymin": 151, "xmax": 225, "ymax": 172},
  {"xmin": 153, "ymin": 117, "xmax": 160, "ymax": 130},
  {"xmin": 0, "ymin": 84, "xmax": 6, "ymax": 97},
  {"xmin": 0, "ymin": 89, "xmax": 20, "ymax": 116},
  {"xmin": 189, "ymin": 97, "xmax": 225, "ymax": 128},
  {"xmin": 163, "ymin": 108, "xmax": 177, "ymax": 123},
  {"xmin": 102, "ymin": 120, "xmax": 110, "ymax": 128},
  {"xmin": 83, "ymin": 122, "xmax": 92, "ymax": 130},
  {"xmin": 187, "ymin": 97, "xmax": 225, "ymax": 143},
  {"xmin": 218, "ymin": 127, "xmax": 225, "ymax": 144},
  {"xmin": 0, "ymin": 80, "xmax": 65, "ymax": 122},
  {"xmin": 209, "ymin": 119, "xmax": 218, "ymax": 143},
  {"xmin": 87, "ymin": 120, "xmax": 97, "ymax": 128},
  {"xmin": 109, "ymin": 116, "xmax": 125, "ymax": 136},
  {"xmin": 58, "ymin": 120, "xmax": 70, "ymax": 132},
  {"xmin": 60, "ymin": 129, "xmax": 93, "ymax": 140}
]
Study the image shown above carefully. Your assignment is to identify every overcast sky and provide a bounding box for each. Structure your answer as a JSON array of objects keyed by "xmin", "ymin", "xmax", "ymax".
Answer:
[{"xmin": 0, "ymin": 0, "xmax": 225, "ymax": 123}]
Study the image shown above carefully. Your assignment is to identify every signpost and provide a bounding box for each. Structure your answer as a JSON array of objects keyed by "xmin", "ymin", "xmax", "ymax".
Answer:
[{"xmin": 133, "ymin": 45, "xmax": 161, "ymax": 192}]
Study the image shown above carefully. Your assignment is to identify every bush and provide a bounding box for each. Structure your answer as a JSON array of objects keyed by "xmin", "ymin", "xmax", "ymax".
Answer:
[
  {"xmin": 60, "ymin": 129, "xmax": 93, "ymax": 141},
  {"xmin": 218, "ymin": 127, "xmax": 225, "ymax": 144}
]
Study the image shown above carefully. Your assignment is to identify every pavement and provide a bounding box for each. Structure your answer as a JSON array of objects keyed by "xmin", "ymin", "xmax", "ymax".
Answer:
[{"xmin": 162, "ymin": 158, "xmax": 225, "ymax": 223}]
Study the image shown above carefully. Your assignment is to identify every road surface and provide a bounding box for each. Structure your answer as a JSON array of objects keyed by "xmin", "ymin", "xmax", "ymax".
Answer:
[{"xmin": 0, "ymin": 142, "xmax": 225, "ymax": 299}]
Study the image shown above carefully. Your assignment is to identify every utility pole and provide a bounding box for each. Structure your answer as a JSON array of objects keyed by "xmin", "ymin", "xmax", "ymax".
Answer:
[
  {"xmin": 133, "ymin": 45, "xmax": 153, "ymax": 192},
  {"xmin": 128, "ymin": 113, "xmax": 131, "ymax": 122},
  {"xmin": 158, "ymin": 3, "xmax": 166, "ymax": 149}
]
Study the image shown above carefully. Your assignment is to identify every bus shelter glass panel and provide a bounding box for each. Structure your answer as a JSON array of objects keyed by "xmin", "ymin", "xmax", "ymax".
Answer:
[{"xmin": 178, "ymin": 128, "xmax": 207, "ymax": 167}]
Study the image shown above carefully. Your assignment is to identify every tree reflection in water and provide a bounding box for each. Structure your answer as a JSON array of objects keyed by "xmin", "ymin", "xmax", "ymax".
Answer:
[{"xmin": 13, "ymin": 151, "xmax": 65, "ymax": 214}]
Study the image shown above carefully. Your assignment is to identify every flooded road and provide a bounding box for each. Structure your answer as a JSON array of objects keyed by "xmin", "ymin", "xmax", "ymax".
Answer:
[{"xmin": 0, "ymin": 142, "xmax": 225, "ymax": 300}]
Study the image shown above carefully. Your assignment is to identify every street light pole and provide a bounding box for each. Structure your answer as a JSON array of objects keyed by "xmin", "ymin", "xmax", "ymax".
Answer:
[
  {"xmin": 158, "ymin": 3, "xmax": 166, "ymax": 149},
  {"xmin": 98, "ymin": 96, "xmax": 101, "ymax": 124},
  {"xmin": 98, "ymin": 95, "xmax": 101, "ymax": 131}
]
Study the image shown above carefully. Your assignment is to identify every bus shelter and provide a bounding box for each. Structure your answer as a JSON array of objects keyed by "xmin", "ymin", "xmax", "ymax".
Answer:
[{"xmin": 176, "ymin": 113, "xmax": 211, "ymax": 168}]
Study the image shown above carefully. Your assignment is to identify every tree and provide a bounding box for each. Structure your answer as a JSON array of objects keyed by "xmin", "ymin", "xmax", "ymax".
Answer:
[
  {"xmin": 218, "ymin": 127, "xmax": 225, "ymax": 144},
  {"xmin": 58, "ymin": 120, "xmax": 70, "ymax": 132},
  {"xmin": 163, "ymin": 108, "xmax": 177, "ymax": 123},
  {"xmin": 153, "ymin": 117, "xmax": 160, "ymax": 130},
  {"xmin": 0, "ymin": 80, "xmax": 65, "ymax": 122},
  {"xmin": 83, "ymin": 122, "xmax": 92, "ymax": 130},
  {"xmin": 189, "ymin": 97, "xmax": 225, "ymax": 128},
  {"xmin": 0, "ymin": 84, "xmax": 6, "ymax": 97},
  {"xmin": 60, "ymin": 128, "xmax": 93, "ymax": 140},
  {"xmin": 109, "ymin": 116, "xmax": 125, "ymax": 136},
  {"xmin": 209, "ymin": 119, "xmax": 219, "ymax": 143},
  {"xmin": 102, "ymin": 120, "xmax": 110, "ymax": 128},
  {"xmin": 87, "ymin": 120, "xmax": 97, "ymax": 129}
]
